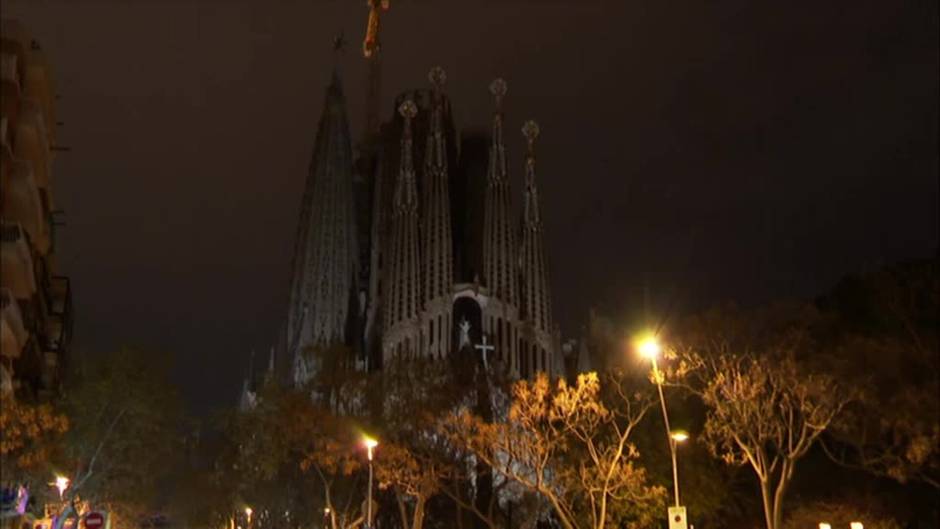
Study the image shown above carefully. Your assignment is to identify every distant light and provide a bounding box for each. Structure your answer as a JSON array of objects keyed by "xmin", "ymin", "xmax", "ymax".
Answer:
[
  {"xmin": 818, "ymin": 524, "xmax": 831, "ymax": 529},
  {"xmin": 51, "ymin": 476, "xmax": 70, "ymax": 499},
  {"xmin": 670, "ymin": 430, "xmax": 690, "ymax": 443},
  {"xmin": 637, "ymin": 337, "xmax": 661, "ymax": 360},
  {"xmin": 244, "ymin": 507, "xmax": 252, "ymax": 521},
  {"xmin": 364, "ymin": 435, "xmax": 379, "ymax": 461},
  {"xmin": 850, "ymin": 523, "xmax": 863, "ymax": 529}
]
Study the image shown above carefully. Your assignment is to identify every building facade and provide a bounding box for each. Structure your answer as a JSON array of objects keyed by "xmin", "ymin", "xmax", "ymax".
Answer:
[
  {"xmin": 284, "ymin": 57, "xmax": 559, "ymax": 385},
  {"xmin": 0, "ymin": 20, "xmax": 73, "ymax": 399}
]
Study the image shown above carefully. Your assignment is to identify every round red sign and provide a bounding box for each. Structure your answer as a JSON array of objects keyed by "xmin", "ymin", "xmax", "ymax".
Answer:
[{"xmin": 84, "ymin": 513, "xmax": 105, "ymax": 529}]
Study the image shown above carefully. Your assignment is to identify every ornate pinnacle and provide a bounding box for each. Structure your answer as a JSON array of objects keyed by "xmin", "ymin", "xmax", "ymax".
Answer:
[
  {"xmin": 399, "ymin": 99, "xmax": 418, "ymax": 120},
  {"xmin": 333, "ymin": 31, "xmax": 346, "ymax": 52},
  {"xmin": 428, "ymin": 66, "xmax": 447, "ymax": 91},
  {"xmin": 489, "ymin": 78, "xmax": 508, "ymax": 109},
  {"xmin": 522, "ymin": 120, "xmax": 540, "ymax": 153}
]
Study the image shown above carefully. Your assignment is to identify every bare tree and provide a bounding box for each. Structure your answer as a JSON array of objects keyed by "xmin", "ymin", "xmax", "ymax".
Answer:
[
  {"xmin": 677, "ymin": 310, "xmax": 855, "ymax": 529},
  {"xmin": 443, "ymin": 372, "xmax": 665, "ymax": 529}
]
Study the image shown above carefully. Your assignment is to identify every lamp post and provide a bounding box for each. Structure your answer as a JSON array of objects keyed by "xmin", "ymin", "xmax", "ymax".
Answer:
[
  {"xmin": 638, "ymin": 337, "xmax": 685, "ymax": 508},
  {"xmin": 364, "ymin": 436, "xmax": 378, "ymax": 529}
]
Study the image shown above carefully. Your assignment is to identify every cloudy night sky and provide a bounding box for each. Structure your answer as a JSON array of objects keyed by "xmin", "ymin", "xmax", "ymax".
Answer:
[{"xmin": 5, "ymin": 0, "xmax": 937, "ymax": 413}]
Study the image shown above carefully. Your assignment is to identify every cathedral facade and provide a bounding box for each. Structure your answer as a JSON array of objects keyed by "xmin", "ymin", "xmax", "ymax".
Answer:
[{"xmin": 284, "ymin": 61, "xmax": 559, "ymax": 385}]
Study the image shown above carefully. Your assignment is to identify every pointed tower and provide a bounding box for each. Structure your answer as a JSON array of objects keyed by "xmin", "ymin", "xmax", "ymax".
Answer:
[
  {"xmin": 383, "ymin": 99, "xmax": 422, "ymax": 361},
  {"xmin": 421, "ymin": 67, "xmax": 454, "ymax": 359},
  {"xmin": 518, "ymin": 120, "xmax": 555, "ymax": 377},
  {"xmin": 287, "ymin": 54, "xmax": 359, "ymax": 386},
  {"xmin": 481, "ymin": 79, "xmax": 521, "ymax": 372},
  {"xmin": 482, "ymin": 79, "xmax": 518, "ymax": 306}
]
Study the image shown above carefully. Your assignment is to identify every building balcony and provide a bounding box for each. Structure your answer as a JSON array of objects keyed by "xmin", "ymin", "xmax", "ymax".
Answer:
[
  {"xmin": 23, "ymin": 55, "xmax": 56, "ymax": 134},
  {"xmin": 1, "ymin": 52, "xmax": 20, "ymax": 90},
  {"xmin": 44, "ymin": 275, "xmax": 72, "ymax": 353},
  {"xmin": 1, "ymin": 287, "xmax": 28, "ymax": 359},
  {"xmin": 0, "ymin": 222, "xmax": 37, "ymax": 299},
  {"xmin": 14, "ymin": 99, "xmax": 51, "ymax": 188},
  {"xmin": 2, "ymin": 158, "xmax": 49, "ymax": 253}
]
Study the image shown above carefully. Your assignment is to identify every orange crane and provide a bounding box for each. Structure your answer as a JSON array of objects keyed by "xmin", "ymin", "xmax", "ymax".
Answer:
[{"xmin": 362, "ymin": 0, "xmax": 390, "ymax": 58}]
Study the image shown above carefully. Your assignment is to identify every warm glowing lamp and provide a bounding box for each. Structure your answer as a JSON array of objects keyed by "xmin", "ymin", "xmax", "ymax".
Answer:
[
  {"xmin": 638, "ymin": 337, "xmax": 661, "ymax": 360},
  {"xmin": 818, "ymin": 524, "xmax": 831, "ymax": 529},
  {"xmin": 850, "ymin": 523, "xmax": 863, "ymax": 529},
  {"xmin": 670, "ymin": 430, "xmax": 690, "ymax": 443},
  {"xmin": 364, "ymin": 436, "xmax": 379, "ymax": 461},
  {"xmin": 244, "ymin": 507, "xmax": 253, "ymax": 523},
  {"xmin": 51, "ymin": 475, "xmax": 70, "ymax": 499}
]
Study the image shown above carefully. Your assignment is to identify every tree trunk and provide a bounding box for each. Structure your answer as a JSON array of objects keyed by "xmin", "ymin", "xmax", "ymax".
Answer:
[
  {"xmin": 396, "ymin": 492, "xmax": 409, "ymax": 529},
  {"xmin": 760, "ymin": 479, "xmax": 775, "ymax": 529},
  {"xmin": 474, "ymin": 357, "xmax": 494, "ymax": 529},
  {"xmin": 412, "ymin": 496, "xmax": 427, "ymax": 529},
  {"xmin": 771, "ymin": 460, "xmax": 793, "ymax": 529}
]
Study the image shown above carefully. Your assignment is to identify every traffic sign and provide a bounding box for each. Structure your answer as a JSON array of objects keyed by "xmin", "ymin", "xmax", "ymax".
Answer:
[{"xmin": 83, "ymin": 512, "xmax": 105, "ymax": 529}]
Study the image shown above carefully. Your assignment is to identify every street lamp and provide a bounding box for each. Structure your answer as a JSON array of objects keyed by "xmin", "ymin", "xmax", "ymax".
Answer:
[
  {"xmin": 636, "ymin": 335, "xmax": 683, "ymax": 507},
  {"xmin": 363, "ymin": 436, "xmax": 379, "ymax": 529},
  {"xmin": 818, "ymin": 524, "xmax": 832, "ymax": 529},
  {"xmin": 850, "ymin": 523, "xmax": 864, "ymax": 529},
  {"xmin": 244, "ymin": 507, "xmax": 253, "ymax": 529},
  {"xmin": 51, "ymin": 475, "xmax": 70, "ymax": 500}
]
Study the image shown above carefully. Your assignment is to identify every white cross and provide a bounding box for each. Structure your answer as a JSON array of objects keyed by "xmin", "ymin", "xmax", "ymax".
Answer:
[{"xmin": 475, "ymin": 335, "xmax": 495, "ymax": 369}]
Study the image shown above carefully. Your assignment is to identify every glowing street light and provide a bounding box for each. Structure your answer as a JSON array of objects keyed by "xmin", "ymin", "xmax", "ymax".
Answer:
[
  {"xmin": 850, "ymin": 523, "xmax": 864, "ymax": 529},
  {"xmin": 244, "ymin": 507, "xmax": 253, "ymax": 528},
  {"xmin": 670, "ymin": 430, "xmax": 690, "ymax": 443},
  {"xmin": 50, "ymin": 475, "xmax": 70, "ymax": 499},
  {"xmin": 363, "ymin": 436, "xmax": 379, "ymax": 528},
  {"xmin": 364, "ymin": 436, "xmax": 379, "ymax": 461},
  {"xmin": 818, "ymin": 524, "xmax": 832, "ymax": 529},
  {"xmin": 638, "ymin": 337, "xmax": 661, "ymax": 360}
]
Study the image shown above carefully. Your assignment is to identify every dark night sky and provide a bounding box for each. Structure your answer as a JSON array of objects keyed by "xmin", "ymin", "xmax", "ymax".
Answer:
[{"xmin": 6, "ymin": 0, "xmax": 937, "ymax": 414}]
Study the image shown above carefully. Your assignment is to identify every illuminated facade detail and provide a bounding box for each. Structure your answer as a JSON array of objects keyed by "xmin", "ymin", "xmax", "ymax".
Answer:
[
  {"xmin": 0, "ymin": 20, "xmax": 73, "ymax": 399},
  {"xmin": 284, "ymin": 60, "xmax": 562, "ymax": 384}
]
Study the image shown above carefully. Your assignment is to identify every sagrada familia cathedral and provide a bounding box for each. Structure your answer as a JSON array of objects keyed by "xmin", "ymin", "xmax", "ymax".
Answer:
[{"xmin": 243, "ymin": 3, "xmax": 563, "ymax": 402}]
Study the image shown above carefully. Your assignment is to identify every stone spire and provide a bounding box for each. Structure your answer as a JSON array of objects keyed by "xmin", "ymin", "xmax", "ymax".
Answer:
[
  {"xmin": 482, "ymin": 79, "xmax": 518, "ymax": 306},
  {"xmin": 519, "ymin": 120, "xmax": 552, "ymax": 335},
  {"xmin": 383, "ymin": 100, "xmax": 422, "ymax": 359},
  {"xmin": 287, "ymin": 62, "xmax": 358, "ymax": 384},
  {"xmin": 421, "ymin": 67, "xmax": 455, "ymax": 359},
  {"xmin": 422, "ymin": 67, "xmax": 454, "ymax": 303}
]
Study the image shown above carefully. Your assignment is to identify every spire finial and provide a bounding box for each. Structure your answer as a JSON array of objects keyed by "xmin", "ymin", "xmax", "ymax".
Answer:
[
  {"xmin": 429, "ymin": 66, "xmax": 447, "ymax": 92},
  {"xmin": 399, "ymin": 99, "xmax": 417, "ymax": 120},
  {"xmin": 489, "ymin": 78, "xmax": 508, "ymax": 109},
  {"xmin": 333, "ymin": 31, "xmax": 346, "ymax": 53},
  {"xmin": 396, "ymin": 99, "xmax": 419, "ymax": 208},
  {"xmin": 522, "ymin": 120, "xmax": 540, "ymax": 154}
]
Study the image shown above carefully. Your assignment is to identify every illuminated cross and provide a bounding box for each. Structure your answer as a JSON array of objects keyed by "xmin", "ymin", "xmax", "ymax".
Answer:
[{"xmin": 475, "ymin": 335, "xmax": 495, "ymax": 369}]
